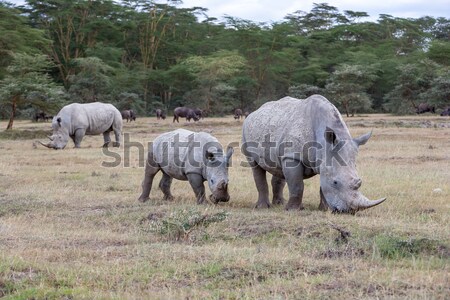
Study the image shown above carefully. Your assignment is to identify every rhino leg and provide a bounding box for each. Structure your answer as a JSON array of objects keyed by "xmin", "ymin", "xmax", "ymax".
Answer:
[
  {"xmin": 252, "ymin": 165, "xmax": 270, "ymax": 208},
  {"xmin": 112, "ymin": 127, "xmax": 121, "ymax": 147},
  {"xmin": 73, "ymin": 128, "xmax": 85, "ymax": 148},
  {"xmin": 271, "ymin": 175, "xmax": 286, "ymax": 205},
  {"xmin": 138, "ymin": 150, "xmax": 160, "ymax": 202},
  {"xmin": 282, "ymin": 159, "xmax": 305, "ymax": 210},
  {"xmin": 318, "ymin": 187, "xmax": 329, "ymax": 211},
  {"xmin": 187, "ymin": 173, "xmax": 206, "ymax": 204},
  {"xmin": 159, "ymin": 171, "xmax": 174, "ymax": 201},
  {"xmin": 102, "ymin": 131, "xmax": 111, "ymax": 148}
]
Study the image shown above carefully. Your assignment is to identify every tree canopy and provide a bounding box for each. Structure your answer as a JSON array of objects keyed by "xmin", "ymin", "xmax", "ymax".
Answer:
[{"xmin": 0, "ymin": 0, "xmax": 449, "ymax": 125}]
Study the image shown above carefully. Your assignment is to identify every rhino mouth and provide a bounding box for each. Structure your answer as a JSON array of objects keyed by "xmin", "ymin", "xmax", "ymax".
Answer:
[{"xmin": 209, "ymin": 194, "xmax": 230, "ymax": 204}]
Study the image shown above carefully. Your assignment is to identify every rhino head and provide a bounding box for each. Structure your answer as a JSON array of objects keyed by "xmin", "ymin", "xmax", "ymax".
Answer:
[
  {"xmin": 205, "ymin": 146, "xmax": 234, "ymax": 203},
  {"xmin": 319, "ymin": 127, "xmax": 386, "ymax": 213},
  {"xmin": 39, "ymin": 117, "xmax": 70, "ymax": 150}
]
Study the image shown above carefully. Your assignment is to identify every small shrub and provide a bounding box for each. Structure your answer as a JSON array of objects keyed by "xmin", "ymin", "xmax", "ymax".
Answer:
[{"xmin": 149, "ymin": 209, "xmax": 228, "ymax": 242}]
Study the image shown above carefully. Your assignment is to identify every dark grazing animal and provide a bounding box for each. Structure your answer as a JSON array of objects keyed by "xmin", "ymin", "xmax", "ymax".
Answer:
[
  {"xmin": 34, "ymin": 111, "xmax": 53, "ymax": 122},
  {"xmin": 156, "ymin": 109, "xmax": 166, "ymax": 120},
  {"xmin": 440, "ymin": 107, "xmax": 450, "ymax": 116},
  {"xmin": 121, "ymin": 109, "xmax": 136, "ymax": 122},
  {"xmin": 193, "ymin": 108, "xmax": 204, "ymax": 119},
  {"xmin": 39, "ymin": 102, "xmax": 122, "ymax": 149},
  {"xmin": 234, "ymin": 108, "xmax": 243, "ymax": 120},
  {"xmin": 173, "ymin": 107, "xmax": 200, "ymax": 123},
  {"xmin": 416, "ymin": 103, "xmax": 435, "ymax": 114},
  {"xmin": 242, "ymin": 95, "xmax": 386, "ymax": 214},
  {"xmin": 138, "ymin": 129, "xmax": 233, "ymax": 204}
]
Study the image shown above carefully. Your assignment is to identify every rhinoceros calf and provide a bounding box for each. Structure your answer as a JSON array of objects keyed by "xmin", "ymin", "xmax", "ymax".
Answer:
[
  {"xmin": 138, "ymin": 129, "xmax": 233, "ymax": 204},
  {"xmin": 242, "ymin": 95, "xmax": 386, "ymax": 213},
  {"xmin": 40, "ymin": 102, "xmax": 122, "ymax": 149}
]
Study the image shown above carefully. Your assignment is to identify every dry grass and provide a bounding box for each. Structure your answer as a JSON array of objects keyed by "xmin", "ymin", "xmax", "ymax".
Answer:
[{"xmin": 0, "ymin": 114, "xmax": 449, "ymax": 299}]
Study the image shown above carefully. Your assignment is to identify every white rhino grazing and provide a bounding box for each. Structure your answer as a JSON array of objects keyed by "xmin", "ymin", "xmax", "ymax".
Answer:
[
  {"xmin": 138, "ymin": 129, "xmax": 234, "ymax": 204},
  {"xmin": 40, "ymin": 102, "xmax": 123, "ymax": 149},
  {"xmin": 242, "ymin": 95, "xmax": 386, "ymax": 213}
]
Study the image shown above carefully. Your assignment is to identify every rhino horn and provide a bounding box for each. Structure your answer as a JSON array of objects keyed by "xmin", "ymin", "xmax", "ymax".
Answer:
[
  {"xmin": 47, "ymin": 135, "xmax": 54, "ymax": 141},
  {"xmin": 353, "ymin": 195, "xmax": 386, "ymax": 211},
  {"xmin": 39, "ymin": 141, "xmax": 56, "ymax": 149}
]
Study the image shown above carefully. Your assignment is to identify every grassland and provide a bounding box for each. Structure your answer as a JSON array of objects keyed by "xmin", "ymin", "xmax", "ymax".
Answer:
[{"xmin": 0, "ymin": 114, "xmax": 449, "ymax": 299}]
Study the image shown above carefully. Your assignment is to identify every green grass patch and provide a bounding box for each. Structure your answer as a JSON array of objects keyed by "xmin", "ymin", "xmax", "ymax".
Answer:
[{"xmin": 374, "ymin": 234, "xmax": 449, "ymax": 259}]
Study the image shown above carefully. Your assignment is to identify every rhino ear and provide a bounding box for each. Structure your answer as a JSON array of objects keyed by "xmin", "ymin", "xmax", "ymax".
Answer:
[
  {"xmin": 354, "ymin": 131, "xmax": 372, "ymax": 146},
  {"xmin": 324, "ymin": 127, "xmax": 337, "ymax": 145},
  {"xmin": 205, "ymin": 150, "xmax": 215, "ymax": 161}
]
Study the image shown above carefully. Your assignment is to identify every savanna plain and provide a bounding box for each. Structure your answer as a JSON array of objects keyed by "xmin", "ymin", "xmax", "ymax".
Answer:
[{"xmin": 0, "ymin": 114, "xmax": 449, "ymax": 299}]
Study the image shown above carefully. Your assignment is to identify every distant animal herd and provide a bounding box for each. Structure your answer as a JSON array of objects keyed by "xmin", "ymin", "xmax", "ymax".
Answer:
[{"xmin": 35, "ymin": 98, "xmax": 449, "ymax": 214}]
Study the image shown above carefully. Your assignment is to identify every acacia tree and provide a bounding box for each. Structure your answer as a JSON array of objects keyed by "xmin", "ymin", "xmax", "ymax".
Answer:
[
  {"xmin": 326, "ymin": 64, "xmax": 377, "ymax": 116},
  {"xmin": 182, "ymin": 50, "xmax": 247, "ymax": 113},
  {"xmin": 0, "ymin": 53, "xmax": 63, "ymax": 130}
]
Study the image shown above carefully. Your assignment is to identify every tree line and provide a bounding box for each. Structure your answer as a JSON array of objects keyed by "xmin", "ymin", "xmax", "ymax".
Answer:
[{"xmin": 0, "ymin": 1, "xmax": 449, "ymax": 129}]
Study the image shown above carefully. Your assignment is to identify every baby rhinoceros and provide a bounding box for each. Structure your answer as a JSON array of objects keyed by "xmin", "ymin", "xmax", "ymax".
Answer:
[{"xmin": 138, "ymin": 129, "xmax": 234, "ymax": 204}]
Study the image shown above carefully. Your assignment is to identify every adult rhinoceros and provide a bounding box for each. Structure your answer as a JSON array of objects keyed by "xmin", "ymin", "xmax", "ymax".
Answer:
[
  {"xmin": 40, "ymin": 102, "xmax": 122, "ymax": 149},
  {"xmin": 242, "ymin": 95, "xmax": 386, "ymax": 213},
  {"xmin": 138, "ymin": 129, "xmax": 233, "ymax": 204}
]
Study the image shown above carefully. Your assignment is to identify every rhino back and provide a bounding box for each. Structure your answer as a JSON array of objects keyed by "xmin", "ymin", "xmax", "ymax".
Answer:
[
  {"xmin": 68, "ymin": 103, "xmax": 120, "ymax": 135},
  {"xmin": 242, "ymin": 95, "xmax": 351, "ymax": 172},
  {"xmin": 153, "ymin": 129, "xmax": 220, "ymax": 180}
]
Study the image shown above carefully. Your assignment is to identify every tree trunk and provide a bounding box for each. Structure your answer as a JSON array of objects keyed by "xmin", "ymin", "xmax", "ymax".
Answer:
[{"xmin": 6, "ymin": 96, "xmax": 18, "ymax": 130}]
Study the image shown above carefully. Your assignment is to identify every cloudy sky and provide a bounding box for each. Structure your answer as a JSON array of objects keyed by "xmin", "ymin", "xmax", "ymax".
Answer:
[{"xmin": 7, "ymin": 0, "xmax": 450, "ymax": 22}]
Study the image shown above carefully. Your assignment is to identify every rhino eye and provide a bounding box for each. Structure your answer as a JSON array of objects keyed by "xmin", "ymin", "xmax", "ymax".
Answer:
[
  {"xmin": 333, "ymin": 180, "xmax": 338, "ymax": 185},
  {"xmin": 211, "ymin": 179, "xmax": 215, "ymax": 184}
]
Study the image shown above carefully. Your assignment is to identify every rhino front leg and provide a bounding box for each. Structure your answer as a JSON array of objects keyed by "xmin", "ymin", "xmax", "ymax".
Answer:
[
  {"xmin": 318, "ymin": 187, "xmax": 329, "ymax": 211},
  {"xmin": 252, "ymin": 165, "xmax": 270, "ymax": 208},
  {"xmin": 271, "ymin": 175, "xmax": 286, "ymax": 205},
  {"xmin": 159, "ymin": 171, "xmax": 174, "ymax": 201},
  {"xmin": 282, "ymin": 159, "xmax": 305, "ymax": 210},
  {"xmin": 73, "ymin": 128, "xmax": 86, "ymax": 148},
  {"xmin": 138, "ymin": 150, "xmax": 160, "ymax": 202},
  {"xmin": 187, "ymin": 173, "xmax": 206, "ymax": 204}
]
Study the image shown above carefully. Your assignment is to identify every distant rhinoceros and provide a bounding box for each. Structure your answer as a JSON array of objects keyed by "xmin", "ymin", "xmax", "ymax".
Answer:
[
  {"xmin": 416, "ymin": 103, "xmax": 435, "ymax": 114},
  {"xmin": 39, "ymin": 102, "xmax": 122, "ymax": 149},
  {"xmin": 193, "ymin": 108, "xmax": 204, "ymax": 119},
  {"xmin": 138, "ymin": 129, "xmax": 233, "ymax": 204},
  {"xmin": 242, "ymin": 95, "xmax": 386, "ymax": 213},
  {"xmin": 155, "ymin": 109, "xmax": 166, "ymax": 120},
  {"xmin": 173, "ymin": 107, "xmax": 200, "ymax": 123},
  {"xmin": 121, "ymin": 109, "xmax": 136, "ymax": 122}
]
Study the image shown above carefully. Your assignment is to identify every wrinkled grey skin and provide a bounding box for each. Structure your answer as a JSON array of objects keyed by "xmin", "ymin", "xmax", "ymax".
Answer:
[
  {"xmin": 155, "ymin": 109, "xmax": 166, "ymax": 120},
  {"xmin": 416, "ymin": 103, "xmax": 435, "ymax": 114},
  {"xmin": 138, "ymin": 129, "xmax": 233, "ymax": 204},
  {"xmin": 242, "ymin": 95, "xmax": 386, "ymax": 213},
  {"xmin": 40, "ymin": 102, "xmax": 122, "ymax": 149},
  {"xmin": 440, "ymin": 107, "xmax": 450, "ymax": 116},
  {"xmin": 234, "ymin": 108, "xmax": 243, "ymax": 120},
  {"xmin": 121, "ymin": 109, "xmax": 136, "ymax": 122},
  {"xmin": 173, "ymin": 107, "xmax": 200, "ymax": 123}
]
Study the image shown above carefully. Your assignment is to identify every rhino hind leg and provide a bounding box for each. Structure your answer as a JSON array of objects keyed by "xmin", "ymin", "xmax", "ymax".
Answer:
[
  {"xmin": 318, "ymin": 188, "xmax": 329, "ymax": 211},
  {"xmin": 102, "ymin": 131, "xmax": 112, "ymax": 148},
  {"xmin": 282, "ymin": 159, "xmax": 305, "ymax": 210},
  {"xmin": 159, "ymin": 172, "xmax": 174, "ymax": 201},
  {"xmin": 252, "ymin": 165, "xmax": 270, "ymax": 208},
  {"xmin": 271, "ymin": 175, "xmax": 286, "ymax": 205},
  {"xmin": 187, "ymin": 173, "xmax": 206, "ymax": 204},
  {"xmin": 138, "ymin": 150, "xmax": 160, "ymax": 202}
]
